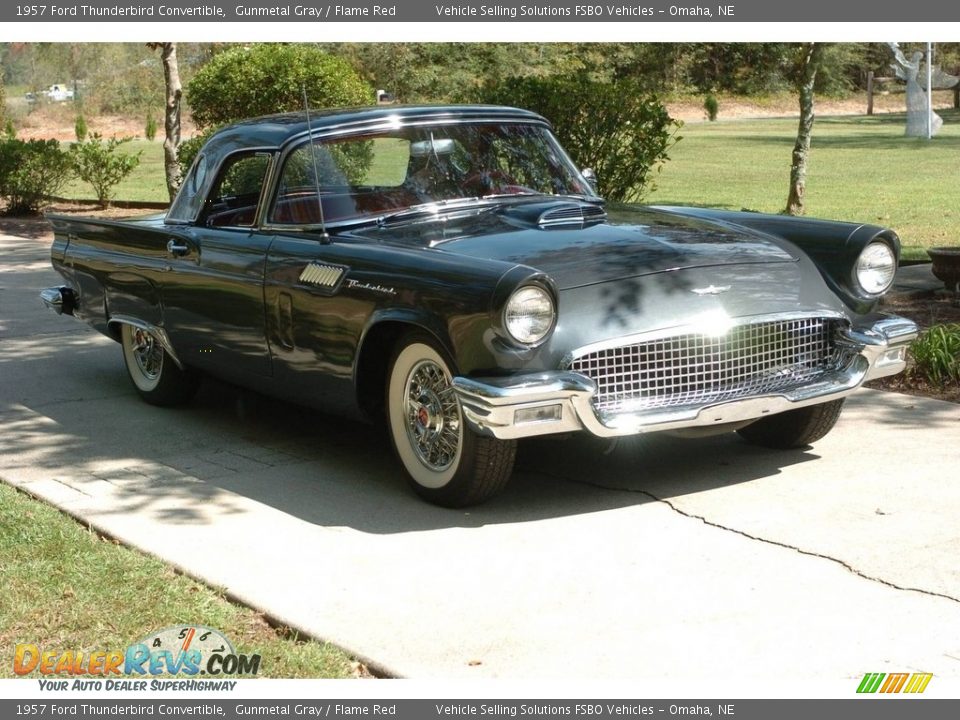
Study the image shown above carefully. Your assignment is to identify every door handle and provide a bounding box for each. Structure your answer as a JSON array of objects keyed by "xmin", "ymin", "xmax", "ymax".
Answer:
[{"xmin": 166, "ymin": 239, "xmax": 190, "ymax": 257}]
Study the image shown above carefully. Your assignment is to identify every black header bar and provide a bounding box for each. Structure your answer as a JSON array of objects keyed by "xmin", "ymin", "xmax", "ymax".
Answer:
[
  {"xmin": 3, "ymin": 0, "xmax": 959, "ymax": 22},
  {"xmin": 2, "ymin": 700, "xmax": 960, "ymax": 720}
]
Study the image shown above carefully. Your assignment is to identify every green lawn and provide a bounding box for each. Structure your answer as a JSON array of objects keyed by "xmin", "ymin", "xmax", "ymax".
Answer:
[
  {"xmin": 0, "ymin": 483, "xmax": 359, "ymax": 679},
  {"xmin": 649, "ymin": 109, "xmax": 960, "ymax": 260},
  {"xmin": 61, "ymin": 140, "xmax": 169, "ymax": 204}
]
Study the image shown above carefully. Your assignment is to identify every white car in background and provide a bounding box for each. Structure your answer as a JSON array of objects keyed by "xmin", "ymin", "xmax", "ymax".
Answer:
[{"xmin": 26, "ymin": 84, "xmax": 75, "ymax": 103}]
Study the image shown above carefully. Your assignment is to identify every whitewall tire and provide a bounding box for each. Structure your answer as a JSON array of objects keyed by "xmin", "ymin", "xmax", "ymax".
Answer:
[{"xmin": 386, "ymin": 333, "xmax": 516, "ymax": 507}]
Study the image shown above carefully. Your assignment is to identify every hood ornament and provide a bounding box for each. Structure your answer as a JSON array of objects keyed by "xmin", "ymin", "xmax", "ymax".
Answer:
[{"xmin": 691, "ymin": 285, "xmax": 731, "ymax": 296}]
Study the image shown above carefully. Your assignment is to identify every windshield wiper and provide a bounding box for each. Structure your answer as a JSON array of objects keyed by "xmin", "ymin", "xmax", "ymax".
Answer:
[{"xmin": 479, "ymin": 191, "xmax": 541, "ymax": 200}]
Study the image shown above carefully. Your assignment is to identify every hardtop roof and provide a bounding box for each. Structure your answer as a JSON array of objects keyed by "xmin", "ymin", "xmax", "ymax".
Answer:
[{"xmin": 200, "ymin": 104, "xmax": 550, "ymax": 156}]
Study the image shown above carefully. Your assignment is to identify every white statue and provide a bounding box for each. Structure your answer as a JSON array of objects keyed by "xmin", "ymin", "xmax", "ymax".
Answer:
[{"xmin": 888, "ymin": 43, "xmax": 959, "ymax": 138}]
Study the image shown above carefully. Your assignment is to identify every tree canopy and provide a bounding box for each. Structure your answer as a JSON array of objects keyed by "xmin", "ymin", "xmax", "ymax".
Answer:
[{"xmin": 186, "ymin": 44, "xmax": 373, "ymax": 130}]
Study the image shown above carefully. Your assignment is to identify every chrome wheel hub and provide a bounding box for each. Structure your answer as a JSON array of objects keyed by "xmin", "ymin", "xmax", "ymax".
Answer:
[
  {"xmin": 405, "ymin": 360, "xmax": 461, "ymax": 471},
  {"xmin": 131, "ymin": 328, "xmax": 162, "ymax": 380}
]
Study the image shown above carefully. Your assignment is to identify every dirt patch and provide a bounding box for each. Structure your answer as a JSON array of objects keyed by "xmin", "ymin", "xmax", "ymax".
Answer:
[
  {"xmin": 867, "ymin": 291, "xmax": 960, "ymax": 403},
  {"xmin": 879, "ymin": 290, "xmax": 960, "ymax": 330},
  {"xmin": 15, "ymin": 110, "xmax": 197, "ymax": 142},
  {"xmin": 666, "ymin": 90, "xmax": 958, "ymax": 123}
]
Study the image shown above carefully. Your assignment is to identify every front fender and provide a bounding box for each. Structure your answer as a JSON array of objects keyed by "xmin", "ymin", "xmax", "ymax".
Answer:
[{"xmin": 652, "ymin": 206, "xmax": 900, "ymax": 314}]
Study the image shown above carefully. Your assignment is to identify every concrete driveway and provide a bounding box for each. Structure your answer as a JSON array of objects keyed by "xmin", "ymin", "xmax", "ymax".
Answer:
[{"xmin": 2, "ymin": 226, "xmax": 959, "ymax": 682}]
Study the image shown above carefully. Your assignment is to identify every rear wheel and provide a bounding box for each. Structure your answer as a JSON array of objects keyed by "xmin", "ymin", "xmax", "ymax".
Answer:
[
  {"xmin": 736, "ymin": 399, "xmax": 845, "ymax": 449},
  {"xmin": 386, "ymin": 333, "xmax": 516, "ymax": 507},
  {"xmin": 120, "ymin": 324, "xmax": 199, "ymax": 407}
]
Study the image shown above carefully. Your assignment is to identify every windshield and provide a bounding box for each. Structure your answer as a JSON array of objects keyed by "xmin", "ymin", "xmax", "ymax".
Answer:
[{"xmin": 269, "ymin": 122, "xmax": 596, "ymax": 227}]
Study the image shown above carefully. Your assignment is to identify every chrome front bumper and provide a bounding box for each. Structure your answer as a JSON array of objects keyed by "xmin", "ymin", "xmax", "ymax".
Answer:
[{"xmin": 453, "ymin": 315, "xmax": 919, "ymax": 440}]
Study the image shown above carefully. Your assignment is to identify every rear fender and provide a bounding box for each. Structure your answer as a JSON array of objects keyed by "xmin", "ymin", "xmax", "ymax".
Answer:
[{"xmin": 103, "ymin": 272, "xmax": 164, "ymax": 328}]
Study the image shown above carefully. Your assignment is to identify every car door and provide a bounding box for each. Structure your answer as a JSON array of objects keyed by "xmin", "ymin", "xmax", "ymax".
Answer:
[
  {"xmin": 160, "ymin": 150, "xmax": 275, "ymax": 379},
  {"xmin": 257, "ymin": 134, "xmax": 412, "ymax": 413}
]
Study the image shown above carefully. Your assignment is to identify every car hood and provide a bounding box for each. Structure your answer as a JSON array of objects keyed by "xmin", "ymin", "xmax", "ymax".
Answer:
[{"xmin": 348, "ymin": 201, "xmax": 798, "ymax": 290}]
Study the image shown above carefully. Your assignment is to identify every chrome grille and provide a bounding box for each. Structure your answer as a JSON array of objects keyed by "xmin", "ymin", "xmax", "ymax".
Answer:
[{"xmin": 569, "ymin": 318, "xmax": 845, "ymax": 413}]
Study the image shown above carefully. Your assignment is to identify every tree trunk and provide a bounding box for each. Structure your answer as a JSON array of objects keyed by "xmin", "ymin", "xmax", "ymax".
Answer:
[
  {"xmin": 785, "ymin": 43, "xmax": 824, "ymax": 216},
  {"xmin": 149, "ymin": 43, "xmax": 182, "ymax": 202}
]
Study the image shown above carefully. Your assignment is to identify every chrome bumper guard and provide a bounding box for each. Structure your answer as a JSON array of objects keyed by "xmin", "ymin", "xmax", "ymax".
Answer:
[{"xmin": 453, "ymin": 314, "xmax": 919, "ymax": 440}]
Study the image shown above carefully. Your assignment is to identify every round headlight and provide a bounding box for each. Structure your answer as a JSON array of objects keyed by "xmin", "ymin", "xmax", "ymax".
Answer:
[
  {"xmin": 855, "ymin": 241, "xmax": 896, "ymax": 295},
  {"xmin": 504, "ymin": 285, "xmax": 555, "ymax": 345}
]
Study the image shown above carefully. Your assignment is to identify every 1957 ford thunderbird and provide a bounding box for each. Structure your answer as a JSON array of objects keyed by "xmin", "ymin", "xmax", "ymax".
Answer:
[{"xmin": 42, "ymin": 105, "xmax": 918, "ymax": 506}]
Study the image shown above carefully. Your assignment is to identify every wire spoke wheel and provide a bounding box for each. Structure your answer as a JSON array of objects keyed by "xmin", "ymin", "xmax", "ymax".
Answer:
[
  {"xmin": 120, "ymin": 323, "xmax": 198, "ymax": 406},
  {"xmin": 130, "ymin": 327, "xmax": 164, "ymax": 383},
  {"xmin": 404, "ymin": 359, "xmax": 462, "ymax": 472},
  {"xmin": 386, "ymin": 333, "xmax": 516, "ymax": 507}
]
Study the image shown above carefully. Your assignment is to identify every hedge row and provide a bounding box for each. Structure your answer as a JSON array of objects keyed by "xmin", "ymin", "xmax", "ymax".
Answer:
[{"xmin": 0, "ymin": 134, "xmax": 141, "ymax": 214}]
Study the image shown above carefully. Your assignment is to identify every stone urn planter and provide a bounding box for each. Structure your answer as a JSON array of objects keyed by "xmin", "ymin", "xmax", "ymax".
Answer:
[{"xmin": 927, "ymin": 247, "xmax": 960, "ymax": 294}]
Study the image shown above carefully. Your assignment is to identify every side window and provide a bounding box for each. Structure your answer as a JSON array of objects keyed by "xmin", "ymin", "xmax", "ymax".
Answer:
[
  {"xmin": 270, "ymin": 137, "xmax": 412, "ymax": 225},
  {"xmin": 200, "ymin": 152, "xmax": 272, "ymax": 228}
]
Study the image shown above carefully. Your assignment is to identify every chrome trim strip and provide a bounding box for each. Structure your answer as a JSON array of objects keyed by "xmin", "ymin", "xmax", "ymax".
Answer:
[
  {"xmin": 107, "ymin": 315, "xmax": 184, "ymax": 370},
  {"xmin": 281, "ymin": 114, "xmax": 551, "ymax": 150}
]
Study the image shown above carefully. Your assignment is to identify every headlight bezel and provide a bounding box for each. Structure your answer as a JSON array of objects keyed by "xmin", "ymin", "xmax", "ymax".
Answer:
[
  {"xmin": 853, "ymin": 240, "xmax": 898, "ymax": 297},
  {"xmin": 502, "ymin": 283, "xmax": 557, "ymax": 347}
]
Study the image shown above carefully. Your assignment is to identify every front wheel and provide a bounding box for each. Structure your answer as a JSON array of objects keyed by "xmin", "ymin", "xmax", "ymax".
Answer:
[
  {"xmin": 736, "ymin": 399, "xmax": 845, "ymax": 449},
  {"xmin": 120, "ymin": 324, "xmax": 199, "ymax": 407},
  {"xmin": 386, "ymin": 333, "xmax": 516, "ymax": 507}
]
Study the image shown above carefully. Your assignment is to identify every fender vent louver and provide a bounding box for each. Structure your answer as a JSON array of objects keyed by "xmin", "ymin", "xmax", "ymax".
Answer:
[
  {"xmin": 537, "ymin": 204, "xmax": 607, "ymax": 229},
  {"xmin": 299, "ymin": 262, "xmax": 345, "ymax": 289}
]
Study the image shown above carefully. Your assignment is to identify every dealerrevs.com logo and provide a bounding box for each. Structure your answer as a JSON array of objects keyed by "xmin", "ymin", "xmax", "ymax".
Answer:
[{"xmin": 14, "ymin": 626, "xmax": 260, "ymax": 689}]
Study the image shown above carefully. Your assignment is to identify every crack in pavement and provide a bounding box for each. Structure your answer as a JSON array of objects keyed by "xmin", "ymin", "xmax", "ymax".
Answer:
[
  {"xmin": 524, "ymin": 466, "xmax": 960, "ymax": 607},
  {"xmin": 19, "ymin": 393, "xmax": 132, "ymax": 411}
]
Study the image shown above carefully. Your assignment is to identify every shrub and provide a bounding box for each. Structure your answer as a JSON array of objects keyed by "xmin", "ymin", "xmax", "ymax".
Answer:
[
  {"xmin": 704, "ymin": 93, "xmax": 719, "ymax": 121},
  {"xmin": 909, "ymin": 324, "xmax": 960, "ymax": 386},
  {"xmin": 175, "ymin": 129, "xmax": 216, "ymax": 183},
  {"xmin": 69, "ymin": 134, "xmax": 142, "ymax": 209},
  {"xmin": 0, "ymin": 138, "xmax": 73, "ymax": 215},
  {"xmin": 74, "ymin": 114, "xmax": 88, "ymax": 142},
  {"xmin": 478, "ymin": 74, "xmax": 681, "ymax": 202},
  {"xmin": 3, "ymin": 120, "xmax": 15, "ymax": 140},
  {"xmin": 186, "ymin": 44, "xmax": 373, "ymax": 130},
  {"xmin": 145, "ymin": 114, "xmax": 158, "ymax": 142}
]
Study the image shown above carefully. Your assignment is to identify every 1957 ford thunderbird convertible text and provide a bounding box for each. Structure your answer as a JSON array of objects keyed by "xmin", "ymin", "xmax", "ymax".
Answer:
[{"xmin": 42, "ymin": 105, "xmax": 918, "ymax": 506}]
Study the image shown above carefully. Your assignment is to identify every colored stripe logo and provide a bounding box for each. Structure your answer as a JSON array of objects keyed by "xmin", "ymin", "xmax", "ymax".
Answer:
[{"xmin": 857, "ymin": 672, "xmax": 933, "ymax": 694}]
